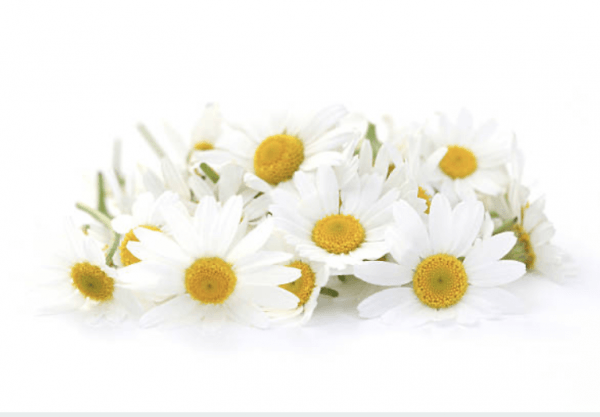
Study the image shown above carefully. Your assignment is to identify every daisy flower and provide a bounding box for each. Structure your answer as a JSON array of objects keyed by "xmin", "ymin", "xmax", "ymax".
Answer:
[
  {"xmin": 271, "ymin": 165, "xmax": 398, "ymax": 271},
  {"xmin": 219, "ymin": 104, "xmax": 361, "ymax": 192},
  {"xmin": 43, "ymin": 218, "xmax": 139, "ymax": 323},
  {"xmin": 263, "ymin": 232, "xmax": 329, "ymax": 325},
  {"xmin": 164, "ymin": 103, "xmax": 233, "ymax": 168},
  {"xmin": 111, "ymin": 191, "xmax": 184, "ymax": 267},
  {"xmin": 354, "ymin": 194, "xmax": 526, "ymax": 325},
  {"xmin": 421, "ymin": 109, "xmax": 511, "ymax": 202},
  {"xmin": 124, "ymin": 195, "xmax": 301, "ymax": 328}
]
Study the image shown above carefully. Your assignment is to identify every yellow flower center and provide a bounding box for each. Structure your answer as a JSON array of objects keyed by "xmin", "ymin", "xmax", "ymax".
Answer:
[
  {"xmin": 120, "ymin": 225, "xmax": 161, "ymax": 267},
  {"xmin": 439, "ymin": 145, "xmax": 478, "ymax": 179},
  {"xmin": 70, "ymin": 262, "xmax": 115, "ymax": 302},
  {"xmin": 193, "ymin": 141, "xmax": 214, "ymax": 151},
  {"xmin": 280, "ymin": 261, "xmax": 317, "ymax": 307},
  {"xmin": 511, "ymin": 224, "xmax": 536, "ymax": 271},
  {"xmin": 185, "ymin": 257, "xmax": 237, "ymax": 304},
  {"xmin": 417, "ymin": 186, "xmax": 432, "ymax": 214},
  {"xmin": 312, "ymin": 214, "xmax": 365, "ymax": 254},
  {"xmin": 413, "ymin": 254, "xmax": 468, "ymax": 309},
  {"xmin": 253, "ymin": 134, "xmax": 305, "ymax": 185}
]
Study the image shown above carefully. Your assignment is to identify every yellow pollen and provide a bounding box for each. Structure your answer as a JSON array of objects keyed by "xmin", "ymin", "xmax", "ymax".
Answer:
[
  {"xmin": 70, "ymin": 262, "xmax": 115, "ymax": 302},
  {"xmin": 387, "ymin": 163, "xmax": 396, "ymax": 178},
  {"xmin": 193, "ymin": 141, "xmax": 214, "ymax": 151},
  {"xmin": 253, "ymin": 134, "xmax": 305, "ymax": 185},
  {"xmin": 185, "ymin": 257, "xmax": 237, "ymax": 304},
  {"xmin": 439, "ymin": 145, "xmax": 478, "ymax": 179},
  {"xmin": 417, "ymin": 187, "xmax": 432, "ymax": 214},
  {"xmin": 512, "ymin": 224, "xmax": 536, "ymax": 271},
  {"xmin": 312, "ymin": 214, "xmax": 365, "ymax": 254},
  {"xmin": 120, "ymin": 225, "xmax": 161, "ymax": 267},
  {"xmin": 280, "ymin": 261, "xmax": 317, "ymax": 307},
  {"xmin": 413, "ymin": 254, "xmax": 468, "ymax": 309}
]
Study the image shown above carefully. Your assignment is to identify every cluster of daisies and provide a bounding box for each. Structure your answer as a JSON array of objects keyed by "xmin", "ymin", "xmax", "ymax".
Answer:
[{"xmin": 46, "ymin": 104, "xmax": 569, "ymax": 328}]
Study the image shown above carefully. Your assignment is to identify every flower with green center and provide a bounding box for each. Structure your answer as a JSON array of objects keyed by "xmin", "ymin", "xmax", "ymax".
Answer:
[{"xmin": 354, "ymin": 194, "xmax": 525, "ymax": 325}]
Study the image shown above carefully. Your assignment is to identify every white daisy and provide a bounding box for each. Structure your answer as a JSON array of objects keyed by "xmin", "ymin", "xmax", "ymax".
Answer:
[
  {"xmin": 218, "ymin": 104, "xmax": 361, "ymax": 192},
  {"xmin": 111, "ymin": 191, "xmax": 184, "ymax": 267},
  {"xmin": 421, "ymin": 109, "xmax": 511, "ymax": 202},
  {"xmin": 164, "ymin": 103, "xmax": 233, "ymax": 168},
  {"xmin": 124, "ymin": 195, "xmax": 301, "ymax": 328},
  {"xmin": 43, "ymin": 218, "xmax": 140, "ymax": 323},
  {"xmin": 354, "ymin": 194, "xmax": 526, "ymax": 325},
  {"xmin": 271, "ymin": 165, "xmax": 398, "ymax": 271},
  {"xmin": 263, "ymin": 232, "xmax": 329, "ymax": 325}
]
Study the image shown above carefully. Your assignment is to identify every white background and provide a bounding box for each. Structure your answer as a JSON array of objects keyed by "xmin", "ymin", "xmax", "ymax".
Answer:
[{"xmin": 1, "ymin": 0, "xmax": 599, "ymax": 412}]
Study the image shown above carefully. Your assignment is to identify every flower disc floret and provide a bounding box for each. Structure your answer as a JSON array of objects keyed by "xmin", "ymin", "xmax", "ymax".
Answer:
[
  {"xmin": 70, "ymin": 262, "xmax": 115, "ymax": 302},
  {"xmin": 439, "ymin": 145, "xmax": 478, "ymax": 179},
  {"xmin": 253, "ymin": 134, "xmax": 305, "ymax": 185},
  {"xmin": 185, "ymin": 257, "xmax": 237, "ymax": 304},
  {"xmin": 280, "ymin": 261, "xmax": 316, "ymax": 307},
  {"xmin": 413, "ymin": 254, "xmax": 468, "ymax": 309},
  {"xmin": 312, "ymin": 214, "xmax": 365, "ymax": 254}
]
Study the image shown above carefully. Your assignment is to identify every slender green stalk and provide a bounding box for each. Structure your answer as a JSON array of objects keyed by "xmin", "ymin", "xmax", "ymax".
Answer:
[
  {"xmin": 97, "ymin": 172, "xmax": 111, "ymax": 218},
  {"xmin": 113, "ymin": 139, "xmax": 126, "ymax": 188},
  {"xmin": 105, "ymin": 232, "xmax": 121, "ymax": 267},
  {"xmin": 320, "ymin": 287, "xmax": 339, "ymax": 297},
  {"xmin": 76, "ymin": 202, "xmax": 112, "ymax": 229},
  {"xmin": 200, "ymin": 162, "xmax": 220, "ymax": 183},
  {"xmin": 137, "ymin": 123, "xmax": 166, "ymax": 158}
]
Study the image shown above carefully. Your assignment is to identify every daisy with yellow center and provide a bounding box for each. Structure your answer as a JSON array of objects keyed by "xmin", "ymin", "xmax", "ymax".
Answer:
[
  {"xmin": 271, "ymin": 165, "xmax": 399, "ymax": 271},
  {"xmin": 422, "ymin": 109, "xmax": 511, "ymax": 202},
  {"xmin": 354, "ymin": 194, "xmax": 525, "ymax": 325},
  {"xmin": 163, "ymin": 103, "xmax": 233, "ymax": 169},
  {"xmin": 123, "ymin": 195, "xmax": 301, "ymax": 328},
  {"xmin": 41, "ymin": 218, "xmax": 140, "ymax": 322},
  {"xmin": 261, "ymin": 233, "xmax": 329, "ymax": 325},
  {"xmin": 218, "ymin": 105, "xmax": 361, "ymax": 194},
  {"xmin": 111, "ymin": 191, "xmax": 184, "ymax": 267}
]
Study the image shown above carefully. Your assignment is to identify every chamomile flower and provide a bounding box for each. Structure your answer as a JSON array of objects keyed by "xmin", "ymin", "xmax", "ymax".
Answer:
[
  {"xmin": 271, "ymin": 165, "xmax": 398, "ymax": 271},
  {"xmin": 111, "ymin": 191, "xmax": 184, "ymax": 267},
  {"xmin": 43, "ymin": 218, "xmax": 139, "ymax": 323},
  {"xmin": 421, "ymin": 109, "xmax": 510, "ymax": 202},
  {"xmin": 164, "ymin": 103, "xmax": 233, "ymax": 168},
  {"xmin": 220, "ymin": 105, "xmax": 361, "ymax": 192},
  {"xmin": 124, "ymin": 195, "xmax": 301, "ymax": 328},
  {"xmin": 354, "ymin": 194, "xmax": 526, "ymax": 325},
  {"xmin": 263, "ymin": 232, "xmax": 329, "ymax": 325}
]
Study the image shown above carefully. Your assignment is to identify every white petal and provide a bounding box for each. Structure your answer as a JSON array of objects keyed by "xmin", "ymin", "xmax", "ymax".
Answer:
[
  {"xmin": 464, "ymin": 232, "xmax": 517, "ymax": 269},
  {"xmin": 238, "ymin": 265, "xmax": 301, "ymax": 286},
  {"xmin": 140, "ymin": 295, "xmax": 199, "ymax": 328},
  {"xmin": 354, "ymin": 261, "xmax": 412, "ymax": 286},
  {"xmin": 227, "ymin": 217, "xmax": 274, "ymax": 263},
  {"xmin": 235, "ymin": 251, "xmax": 294, "ymax": 272},
  {"xmin": 467, "ymin": 260, "xmax": 526, "ymax": 287},
  {"xmin": 428, "ymin": 194, "xmax": 453, "ymax": 254},
  {"xmin": 450, "ymin": 200, "xmax": 484, "ymax": 256},
  {"xmin": 316, "ymin": 166, "xmax": 339, "ymax": 215},
  {"xmin": 237, "ymin": 285, "xmax": 299, "ymax": 309},
  {"xmin": 358, "ymin": 287, "xmax": 405, "ymax": 318},
  {"xmin": 226, "ymin": 295, "xmax": 270, "ymax": 328}
]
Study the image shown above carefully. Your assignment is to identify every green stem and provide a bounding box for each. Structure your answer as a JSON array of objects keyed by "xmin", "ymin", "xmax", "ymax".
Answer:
[
  {"xmin": 97, "ymin": 172, "xmax": 111, "ymax": 218},
  {"xmin": 320, "ymin": 287, "xmax": 339, "ymax": 297},
  {"xmin": 76, "ymin": 203, "xmax": 120, "ymax": 267},
  {"xmin": 137, "ymin": 123, "xmax": 166, "ymax": 158},
  {"xmin": 200, "ymin": 162, "xmax": 220, "ymax": 183}
]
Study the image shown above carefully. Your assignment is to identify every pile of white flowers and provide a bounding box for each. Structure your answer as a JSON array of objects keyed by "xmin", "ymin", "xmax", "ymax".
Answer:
[{"xmin": 46, "ymin": 104, "xmax": 569, "ymax": 328}]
